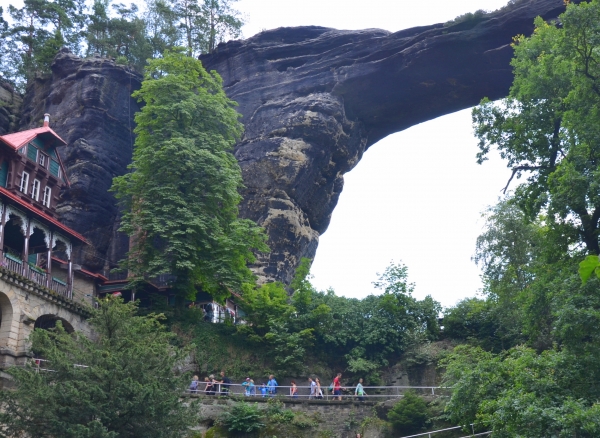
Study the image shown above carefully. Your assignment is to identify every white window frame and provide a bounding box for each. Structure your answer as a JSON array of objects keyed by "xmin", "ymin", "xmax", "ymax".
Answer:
[
  {"xmin": 39, "ymin": 153, "xmax": 46, "ymax": 167},
  {"xmin": 43, "ymin": 186, "xmax": 51, "ymax": 208},
  {"xmin": 57, "ymin": 166, "xmax": 62, "ymax": 180},
  {"xmin": 19, "ymin": 172, "xmax": 29, "ymax": 194},
  {"xmin": 31, "ymin": 179, "xmax": 40, "ymax": 201},
  {"xmin": 19, "ymin": 145, "xmax": 27, "ymax": 155}
]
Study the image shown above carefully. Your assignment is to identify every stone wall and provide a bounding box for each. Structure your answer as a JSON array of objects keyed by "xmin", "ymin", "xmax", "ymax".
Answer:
[
  {"xmin": 0, "ymin": 266, "xmax": 91, "ymax": 369},
  {"xmin": 191, "ymin": 396, "xmax": 379, "ymax": 438}
]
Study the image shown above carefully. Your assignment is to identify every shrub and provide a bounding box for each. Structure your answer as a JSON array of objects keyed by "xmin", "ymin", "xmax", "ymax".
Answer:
[
  {"xmin": 387, "ymin": 391, "xmax": 429, "ymax": 434},
  {"xmin": 221, "ymin": 401, "xmax": 265, "ymax": 433}
]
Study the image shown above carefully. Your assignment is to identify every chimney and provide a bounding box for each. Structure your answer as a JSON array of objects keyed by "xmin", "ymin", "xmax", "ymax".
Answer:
[{"xmin": 43, "ymin": 114, "xmax": 50, "ymax": 127}]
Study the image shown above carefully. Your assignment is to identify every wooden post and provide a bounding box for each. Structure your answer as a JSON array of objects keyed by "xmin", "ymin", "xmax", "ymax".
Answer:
[
  {"xmin": 0, "ymin": 203, "xmax": 7, "ymax": 261},
  {"xmin": 46, "ymin": 232, "xmax": 52, "ymax": 288},
  {"xmin": 22, "ymin": 218, "xmax": 30, "ymax": 277},
  {"xmin": 67, "ymin": 258, "xmax": 73, "ymax": 299}
]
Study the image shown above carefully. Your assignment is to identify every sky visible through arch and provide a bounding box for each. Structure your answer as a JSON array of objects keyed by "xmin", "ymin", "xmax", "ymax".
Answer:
[{"xmin": 238, "ymin": 0, "xmax": 516, "ymax": 307}]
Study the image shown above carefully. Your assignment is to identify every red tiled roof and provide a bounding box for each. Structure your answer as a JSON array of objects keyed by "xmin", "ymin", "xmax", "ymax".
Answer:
[
  {"xmin": 0, "ymin": 126, "xmax": 67, "ymax": 150},
  {"xmin": 0, "ymin": 186, "xmax": 87, "ymax": 244},
  {"xmin": 51, "ymin": 256, "xmax": 108, "ymax": 281}
]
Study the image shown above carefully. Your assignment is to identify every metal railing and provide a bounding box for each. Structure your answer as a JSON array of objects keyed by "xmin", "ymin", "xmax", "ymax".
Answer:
[
  {"xmin": 398, "ymin": 424, "xmax": 491, "ymax": 438},
  {"xmin": 187, "ymin": 382, "xmax": 451, "ymax": 399}
]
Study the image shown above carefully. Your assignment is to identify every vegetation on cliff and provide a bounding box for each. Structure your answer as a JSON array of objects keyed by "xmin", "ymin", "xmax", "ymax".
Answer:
[
  {"xmin": 0, "ymin": 0, "xmax": 243, "ymax": 89},
  {"xmin": 111, "ymin": 50, "xmax": 268, "ymax": 301},
  {"xmin": 442, "ymin": 1, "xmax": 600, "ymax": 435}
]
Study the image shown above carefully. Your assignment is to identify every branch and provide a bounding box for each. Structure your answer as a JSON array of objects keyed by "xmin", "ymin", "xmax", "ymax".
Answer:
[{"xmin": 502, "ymin": 165, "xmax": 544, "ymax": 194}]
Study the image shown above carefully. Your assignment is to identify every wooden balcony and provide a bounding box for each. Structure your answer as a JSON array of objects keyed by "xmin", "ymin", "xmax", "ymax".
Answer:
[{"xmin": 2, "ymin": 253, "xmax": 71, "ymax": 299}]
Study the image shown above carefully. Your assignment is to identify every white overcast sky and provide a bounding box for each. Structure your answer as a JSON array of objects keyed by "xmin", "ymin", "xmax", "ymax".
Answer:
[{"xmin": 237, "ymin": 0, "xmax": 515, "ymax": 307}]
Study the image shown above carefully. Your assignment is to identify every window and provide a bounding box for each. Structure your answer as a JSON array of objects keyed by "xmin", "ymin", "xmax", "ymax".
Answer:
[
  {"xmin": 19, "ymin": 145, "xmax": 27, "ymax": 155},
  {"xmin": 39, "ymin": 153, "xmax": 47, "ymax": 167},
  {"xmin": 27, "ymin": 145, "xmax": 38, "ymax": 162},
  {"xmin": 57, "ymin": 167, "xmax": 62, "ymax": 180},
  {"xmin": 49, "ymin": 159, "xmax": 59, "ymax": 177},
  {"xmin": 31, "ymin": 179, "xmax": 40, "ymax": 201},
  {"xmin": 43, "ymin": 186, "xmax": 51, "ymax": 208},
  {"xmin": 19, "ymin": 172, "xmax": 29, "ymax": 194}
]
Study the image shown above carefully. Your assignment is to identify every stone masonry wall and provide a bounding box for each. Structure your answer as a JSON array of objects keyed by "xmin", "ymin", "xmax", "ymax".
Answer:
[{"xmin": 192, "ymin": 396, "xmax": 378, "ymax": 437}]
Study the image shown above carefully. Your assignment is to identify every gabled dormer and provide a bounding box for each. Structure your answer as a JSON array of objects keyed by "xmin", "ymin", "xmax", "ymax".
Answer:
[{"xmin": 0, "ymin": 114, "xmax": 70, "ymax": 217}]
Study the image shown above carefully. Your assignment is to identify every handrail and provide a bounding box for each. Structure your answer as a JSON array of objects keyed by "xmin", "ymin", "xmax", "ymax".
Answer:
[{"xmin": 397, "ymin": 424, "xmax": 489, "ymax": 438}]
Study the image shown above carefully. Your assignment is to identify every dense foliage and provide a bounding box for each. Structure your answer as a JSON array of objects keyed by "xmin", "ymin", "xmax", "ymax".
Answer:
[
  {"xmin": 235, "ymin": 259, "xmax": 441, "ymax": 379},
  {"xmin": 112, "ymin": 50, "xmax": 267, "ymax": 301},
  {"xmin": 387, "ymin": 391, "xmax": 429, "ymax": 435},
  {"xmin": 442, "ymin": 2, "xmax": 600, "ymax": 435},
  {"xmin": 0, "ymin": 298, "xmax": 197, "ymax": 438},
  {"xmin": 0, "ymin": 0, "xmax": 243, "ymax": 89}
]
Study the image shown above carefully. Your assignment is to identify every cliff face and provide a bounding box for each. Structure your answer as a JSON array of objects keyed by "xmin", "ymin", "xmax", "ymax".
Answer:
[
  {"xmin": 200, "ymin": 0, "xmax": 570, "ymax": 284},
  {"xmin": 11, "ymin": 0, "xmax": 569, "ymax": 283},
  {"xmin": 18, "ymin": 49, "xmax": 142, "ymax": 272},
  {"xmin": 0, "ymin": 80, "xmax": 22, "ymax": 135}
]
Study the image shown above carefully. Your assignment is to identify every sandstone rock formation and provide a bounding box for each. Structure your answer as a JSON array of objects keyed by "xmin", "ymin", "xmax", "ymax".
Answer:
[
  {"xmin": 0, "ymin": 80, "xmax": 22, "ymax": 135},
  {"xmin": 200, "ymin": 0, "xmax": 571, "ymax": 284},
  {"xmin": 18, "ymin": 49, "xmax": 142, "ymax": 273},
  {"xmin": 8, "ymin": 0, "xmax": 570, "ymax": 284}
]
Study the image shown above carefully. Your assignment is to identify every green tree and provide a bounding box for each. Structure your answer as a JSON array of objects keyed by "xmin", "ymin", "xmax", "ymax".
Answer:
[
  {"xmin": 144, "ymin": 0, "xmax": 181, "ymax": 58},
  {"xmin": 474, "ymin": 0, "xmax": 600, "ymax": 256},
  {"xmin": 111, "ymin": 49, "xmax": 268, "ymax": 301},
  {"xmin": 387, "ymin": 391, "xmax": 429, "ymax": 434},
  {"xmin": 85, "ymin": 1, "xmax": 152, "ymax": 71},
  {"xmin": 443, "ymin": 3, "xmax": 600, "ymax": 435},
  {"xmin": 0, "ymin": 298, "xmax": 198, "ymax": 437}
]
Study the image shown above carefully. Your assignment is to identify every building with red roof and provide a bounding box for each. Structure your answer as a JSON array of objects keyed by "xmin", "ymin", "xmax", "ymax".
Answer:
[{"xmin": 0, "ymin": 115, "xmax": 93, "ymax": 299}]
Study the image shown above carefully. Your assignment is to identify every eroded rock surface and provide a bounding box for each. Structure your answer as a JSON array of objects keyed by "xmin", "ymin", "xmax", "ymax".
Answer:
[
  {"xmin": 200, "ymin": 0, "xmax": 570, "ymax": 284},
  {"xmin": 14, "ymin": 0, "xmax": 570, "ymax": 283},
  {"xmin": 18, "ymin": 49, "xmax": 142, "ymax": 272},
  {"xmin": 0, "ymin": 80, "xmax": 22, "ymax": 135}
]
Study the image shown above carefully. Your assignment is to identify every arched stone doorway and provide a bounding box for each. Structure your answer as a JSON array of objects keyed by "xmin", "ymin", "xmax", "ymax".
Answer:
[
  {"xmin": 34, "ymin": 314, "xmax": 74, "ymax": 334},
  {"xmin": 0, "ymin": 292, "xmax": 14, "ymax": 348}
]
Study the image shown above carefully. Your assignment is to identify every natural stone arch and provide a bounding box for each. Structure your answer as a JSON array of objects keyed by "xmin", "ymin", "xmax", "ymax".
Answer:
[{"xmin": 33, "ymin": 314, "xmax": 74, "ymax": 333}]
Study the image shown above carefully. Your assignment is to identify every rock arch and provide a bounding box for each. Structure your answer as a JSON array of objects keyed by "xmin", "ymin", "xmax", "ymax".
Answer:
[{"xmin": 16, "ymin": 0, "xmax": 574, "ymax": 285}]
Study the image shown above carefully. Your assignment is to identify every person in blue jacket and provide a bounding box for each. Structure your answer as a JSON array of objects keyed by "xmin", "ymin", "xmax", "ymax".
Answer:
[{"xmin": 267, "ymin": 374, "xmax": 278, "ymax": 396}]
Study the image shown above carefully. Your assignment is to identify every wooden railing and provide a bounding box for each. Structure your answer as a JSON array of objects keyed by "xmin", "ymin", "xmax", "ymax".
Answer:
[{"xmin": 2, "ymin": 254, "xmax": 71, "ymax": 299}]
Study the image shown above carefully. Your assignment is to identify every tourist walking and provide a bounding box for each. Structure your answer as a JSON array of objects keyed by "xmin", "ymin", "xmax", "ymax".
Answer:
[
  {"xmin": 206, "ymin": 375, "xmax": 216, "ymax": 395},
  {"xmin": 290, "ymin": 380, "xmax": 298, "ymax": 398},
  {"xmin": 315, "ymin": 377, "xmax": 323, "ymax": 399},
  {"xmin": 189, "ymin": 375, "xmax": 199, "ymax": 393},
  {"xmin": 333, "ymin": 373, "xmax": 342, "ymax": 400},
  {"xmin": 308, "ymin": 377, "xmax": 316, "ymax": 399},
  {"xmin": 219, "ymin": 371, "xmax": 231, "ymax": 396},
  {"xmin": 242, "ymin": 377, "xmax": 252, "ymax": 396},
  {"xmin": 267, "ymin": 374, "xmax": 278, "ymax": 396},
  {"xmin": 260, "ymin": 383, "xmax": 268, "ymax": 397},
  {"xmin": 355, "ymin": 378, "xmax": 367, "ymax": 401}
]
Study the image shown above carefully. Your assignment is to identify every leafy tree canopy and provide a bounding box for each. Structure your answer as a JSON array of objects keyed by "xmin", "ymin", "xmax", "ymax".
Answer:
[
  {"xmin": 0, "ymin": 298, "xmax": 198, "ymax": 438},
  {"xmin": 112, "ymin": 49, "xmax": 268, "ymax": 301},
  {"xmin": 443, "ymin": 3, "xmax": 600, "ymax": 435},
  {"xmin": 473, "ymin": 0, "xmax": 600, "ymax": 256}
]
